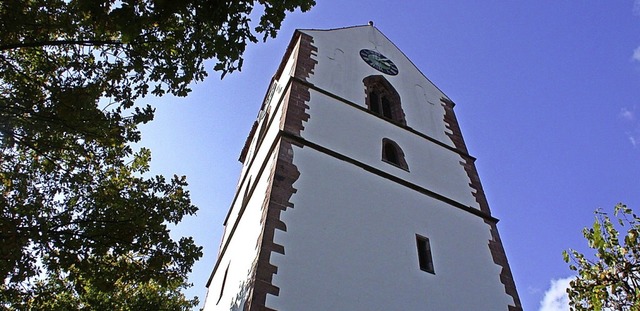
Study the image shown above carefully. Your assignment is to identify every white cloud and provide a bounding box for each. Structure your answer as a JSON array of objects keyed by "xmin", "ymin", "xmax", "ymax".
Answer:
[
  {"xmin": 634, "ymin": 0, "xmax": 640, "ymax": 16},
  {"xmin": 528, "ymin": 286, "xmax": 542, "ymax": 295},
  {"xmin": 539, "ymin": 277, "xmax": 573, "ymax": 311},
  {"xmin": 619, "ymin": 107, "xmax": 640, "ymax": 148},
  {"xmin": 620, "ymin": 107, "xmax": 635, "ymax": 121},
  {"xmin": 633, "ymin": 47, "xmax": 640, "ymax": 62},
  {"xmin": 628, "ymin": 131, "xmax": 639, "ymax": 148}
]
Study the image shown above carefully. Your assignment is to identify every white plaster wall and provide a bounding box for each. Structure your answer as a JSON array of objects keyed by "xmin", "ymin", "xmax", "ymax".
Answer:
[
  {"xmin": 207, "ymin": 26, "xmax": 504, "ymax": 310},
  {"xmin": 236, "ymin": 33, "xmax": 299, "ymax": 187},
  {"xmin": 301, "ymin": 88, "xmax": 479, "ymax": 210},
  {"xmin": 218, "ymin": 96, "xmax": 282, "ymax": 247},
  {"xmin": 267, "ymin": 146, "xmax": 514, "ymax": 310},
  {"xmin": 220, "ymin": 47, "xmax": 294, "ymax": 248},
  {"xmin": 203, "ymin": 150, "xmax": 279, "ymax": 311},
  {"xmin": 204, "ymin": 42, "xmax": 298, "ymax": 310},
  {"xmin": 301, "ymin": 27, "xmax": 454, "ymax": 147}
]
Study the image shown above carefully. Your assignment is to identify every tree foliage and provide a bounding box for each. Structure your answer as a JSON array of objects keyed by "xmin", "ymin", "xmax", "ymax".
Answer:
[
  {"xmin": 0, "ymin": 0, "xmax": 314, "ymax": 308},
  {"xmin": 19, "ymin": 256, "xmax": 199, "ymax": 311},
  {"xmin": 564, "ymin": 204, "xmax": 640, "ymax": 311}
]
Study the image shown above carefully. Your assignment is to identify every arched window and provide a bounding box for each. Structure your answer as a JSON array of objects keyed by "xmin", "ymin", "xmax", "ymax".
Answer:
[
  {"xmin": 363, "ymin": 75, "xmax": 406, "ymax": 125},
  {"xmin": 381, "ymin": 138, "xmax": 409, "ymax": 171}
]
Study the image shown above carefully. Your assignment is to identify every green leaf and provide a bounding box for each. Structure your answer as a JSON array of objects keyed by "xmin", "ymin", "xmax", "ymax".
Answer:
[
  {"xmin": 564, "ymin": 204, "xmax": 640, "ymax": 310},
  {"xmin": 0, "ymin": 0, "xmax": 314, "ymax": 307}
]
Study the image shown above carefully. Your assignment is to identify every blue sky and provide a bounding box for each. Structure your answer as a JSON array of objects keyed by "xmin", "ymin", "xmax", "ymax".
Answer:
[{"xmin": 139, "ymin": 1, "xmax": 640, "ymax": 310}]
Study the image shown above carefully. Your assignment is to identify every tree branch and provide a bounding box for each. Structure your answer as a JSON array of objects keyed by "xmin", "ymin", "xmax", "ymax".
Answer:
[{"xmin": 0, "ymin": 40, "xmax": 124, "ymax": 51}]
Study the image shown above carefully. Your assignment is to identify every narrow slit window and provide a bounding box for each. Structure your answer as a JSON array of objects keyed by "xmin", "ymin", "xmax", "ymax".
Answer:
[
  {"xmin": 256, "ymin": 111, "xmax": 270, "ymax": 147},
  {"xmin": 416, "ymin": 235, "xmax": 435, "ymax": 274},
  {"xmin": 238, "ymin": 177, "xmax": 252, "ymax": 219},
  {"xmin": 217, "ymin": 263, "xmax": 230, "ymax": 304}
]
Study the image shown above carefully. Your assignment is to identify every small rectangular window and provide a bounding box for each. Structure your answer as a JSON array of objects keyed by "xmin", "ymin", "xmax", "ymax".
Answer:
[{"xmin": 416, "ymin": 234, "xmax": 435, "ymax": 274}]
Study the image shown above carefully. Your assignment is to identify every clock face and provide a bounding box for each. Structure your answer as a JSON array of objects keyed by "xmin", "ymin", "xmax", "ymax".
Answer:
[{"xmin": 359, "ymin": 49, "xmax": 399, "ymax": 76}]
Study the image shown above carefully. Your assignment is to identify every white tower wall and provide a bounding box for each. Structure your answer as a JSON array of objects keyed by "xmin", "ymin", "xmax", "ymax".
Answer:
[{"xmin": 203, "ymin": 25, "xmax": 521, "ymax": 311}]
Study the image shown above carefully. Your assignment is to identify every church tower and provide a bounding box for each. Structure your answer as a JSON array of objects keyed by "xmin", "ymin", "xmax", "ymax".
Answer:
[{"xmin": 203, "ymin": 25, "xmax": 522, "ymax": 311}]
